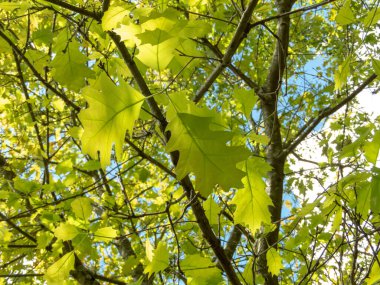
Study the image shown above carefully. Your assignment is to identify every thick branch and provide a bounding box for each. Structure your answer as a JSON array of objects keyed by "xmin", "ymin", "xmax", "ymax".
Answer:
[
  {"xmin": 249, "ymin": 0, "xmax": 336, "ymax": 29},
  {"xmin": 193, "ymin": 0, "xmax": 259, "ymax": 103},
  {"xmin": 199, "ymin": 38, "xmax": 260, "ymax": 93},
  {"xmin": 108, "ymin": 32, "xmax": 168, "ymax": 131},
  {"xmin": 109, "ymin": 31, "xmax": 242, "ymax": 285},
  {"xmin": 224, "ymin": 226, "xmax": 243, "ymax": 261},
  {"xmin": 285, "ymin": 73, "xmax": 378, "ymax": 155},
  {"xmin": 0, "ymin": 212, "xmax": 37, "ymax": 243},
  {"xmin": 42, "ymin": 0, "xmax": 101, "ymax": 20},
  {"xmin": 257, "ymin": 1, "xmax": 295, "ymax": 284},
  {"xmin": 0, "ymin": 274, "xmax": 43, "ymax": 277}
]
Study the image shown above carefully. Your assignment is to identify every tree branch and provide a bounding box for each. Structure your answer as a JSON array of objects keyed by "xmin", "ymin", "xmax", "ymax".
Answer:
[
  {"xmin": 224, "ymin": 226, "xmax": 243, "ymax": 261},
  {"xmin": 192, "ymin": 0, "xmax": 259, "ymax": 103},
  {"xmin": 41, "ymin": 0, "xmax": 101, "ymax": 20},
  {"xmin": 285, "ymin": 73, "xmax": 378, "ymax": 155},
  {"xmin": 125, "ymin": 138, "xmax": 176, "ymax": 178},
  {"xmin": 249, "ymin": 0, "xmax": 336, "ymax": 29},
  {"xmin": 0, "ymin": 212, "xmax": 37, "ymax": 243},
  {"xmin": 109, "ymin": 29, "xmax": 242, "ymax": 285},
  {"xmin": 199, "ymin": 38, "xmax": 260, "ymax": 93},
  {"xmin": 0, "ymin": 28, "xmax": 80, "ymax": 112},
  {"xmin": 0, "ymin": 274, "xmax": 43, "ymax": 277}
]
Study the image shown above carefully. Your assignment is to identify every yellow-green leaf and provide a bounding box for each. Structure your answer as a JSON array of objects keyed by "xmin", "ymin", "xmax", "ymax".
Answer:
[
  {"xmin": 334, "ymin": 56, "xmax": 351, "ymax": 90},
  {"xmin": 203, "ymin": 196, "xmax": 221, "ymax": 225},
  {"xmin": 137, "ymin": 37, "xmax": 178, "ymax": 71},
  {"xmin": 363, "ymin": 8, "xmax": 380, "ymax": 27},
  {"xmin": 363, "ymin": 131, "xmax": 380, "ymax": 164},
  {"xmin": 181, "ymin": 254, "xmax": 222, "ymax": 285},
  {"xmin": 335, "ymin": 1, "xmax": 355, "ymax": 26},
  {"xmin": 367, "ymin": 255, "xmax": 380, "ymax": 285},
  {"xmin": 94, "ymin": 227, "xmax": 117, "ymax": 242},
  {"xmin": 373, "ymin": 59, "xmax": 380, "ymax": 77},
  {"xmin": 234, "ymin": 88, "xmax": 258, "ymax": 118},
  {"xmin": 44, "ymin": 251, "xmax": 75, "ymax": 284},
  {"xmin": 71, "ymin": 197, "xmax": 92, "ymax": 220},
  {"xmin": 102, "ymin": 6, "xmax": 129, "ymax": 31},
  {"xmin": 79, "ymin": 73, "xmax": 144, "ymax": 167},
  {"xmin": 167, "ymin": 113, "xmax": 249, "ymax": 195},
  {"xmin": 54, "ymin": 223, "xmax": 79, "ymax": 241},
  {"xmin": 242, "ymin": 257, "xmax": 254, "ymax": 285},
  {"xmin": 144, "ymin": 241, "xmax": 169, "ymax": 276},
  {"xmin": 266, "ymin": 248, "xmax": 283, "ymax": 276},
  {"xmin": 231, "ymin": 157, "xmax": 273, "ymax": 234},
  {"xmin": 50, "ymin": 42, "xmax": 95, "ymax": 92}
]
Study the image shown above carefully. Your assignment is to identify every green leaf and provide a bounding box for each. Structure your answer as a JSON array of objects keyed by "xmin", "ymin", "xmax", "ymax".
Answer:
[
  {"xmin": 363, "ymin": 8, "xmax": 380, "ymax": 27},
  {"xmin": 242, "ymin": 257, "xmax": 254, "ymax": 285},
  {"xmin": 250, "ymin": 133, "xmax": 270, "ymax": 145},
  {"xmin": 266, "ymin": 248, "xmax": 283, "ymax": 276},
  {"xmin": 50, "ymin": 42, "xmax": 95, "ymax": 92},
  {"xmin": 371, "ymin": 175, "xmax": 380, "ymax": 213},
  {"xmin": 144, "ymin": 241, "xmax": 169, "ymax": 276},
  {"xmin": 356, "ymin": 183, "xmax": 371, "ymax": 219},
  {"xmin": 181, "ymin": 20, "xmax": 211, "ymax": 38},
  {"xmin": 94, "ymin": 227, "xmax": 117, "ymax": 242},
  {"xmin": 142, "ymin": 15, "xmax": 177, "ymax": 32},
  {"xmin": 165, "ymin": 94, "xmax": 249, "ymax": 196},
  {"xmin": 367, "ymin": 255, "xmax": 380, "ymax": 285},
  {"xmin": 71, "ymin": 197, "xmax": 92, "ymax": 220},
  {"xmin": 0, "ymin": 224, "xmax": 12, "ymax": 243},
  {"xmin": 331, "ymin": 208, "xmax": 342, "ymax": 231},
  {"xmin": 102, "ymin": 6, "xmax": 129, "ymax": 31},
  {"xmin": 54, "ymin": 223, "xmax": 79, "ymax": 241},
  {"xmin": 234, "ymin": 88, "xmax": 258, "ymax": 118},
  {"xmin": 37, "ymin": 231, "xmax": 54, "ymax": 249},
  {"xmin": 335, "ymin": 1, "xmax": 356, "ymax": 25},
  {"xmin": 136, "ymin": 37, "xmax": 179, "ymax": 70},
  {"xmin": 114, "ymin": 23, "xmax": 142, "ymax": 47},
  {"xmin": 373, "ymin": 59, "xmax": 380, "ymax": 77},
  {"xmin": 167, "ymin": 113, "xmax": 249, "ymax": 195},
  {"xmin": 44, "ymin": 251, "xmax": 75, "ymax": 284},
  {"xmin": 203, "ymin": 196, "xmax": 221, "ymax": 225},
  {"xmin": 334, "ymin": 56, "xmax": 351, "ymax": 90},
  {"xmin": 363, "ymin": 131, "xmax": 380, "ymax": 164},
  {"xmin": 231, "ymin": 157, "xmax": 273, "ymax": 234},
  {"xmin": 78, "ymin": 73, "xmax": 144, "ymax": 167},
  {"xmin": 181, "ymin": 254, "xmax": 222, "ymax": 285}
]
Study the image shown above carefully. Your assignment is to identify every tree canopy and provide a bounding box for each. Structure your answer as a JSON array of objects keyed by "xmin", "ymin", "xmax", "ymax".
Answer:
[{"xmin": 0, "ymin": 0, "xmax": 379, "ymax": 284}]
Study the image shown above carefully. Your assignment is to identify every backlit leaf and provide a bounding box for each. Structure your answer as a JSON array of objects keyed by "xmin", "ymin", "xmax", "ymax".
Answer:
[
  {"xmin": 334, "ymin": 56, "xmax": 351, "ymax": 90},
  {"xmin": 181, "ymin": 254, "xmax": 222, "ymax": 285},
  {"xmin": 167, "ymin": 113, "xmax": 249, "ymax": 195},
  {"xmin": 363, "ymin": 8, "xmax": 380, "ymax": 27},
  {"xmin": 266, "ymin": 248, "xmax": 283, "ymax": 276},
  {"xmin": 94, "ymin": 227, "xmax": 117, "ymax": 242},
  {"xmin": 144, "ymin": 241, "xmax": 169, "ymax": 276},
  {"xmin": 71, "ymin": 197, "xmax": 92, "ymax": 220},
  {"xmin": 50, "ymin": 42, "xmax": 95, "ymax": 92},
  {"xmin": 373, "ymin": 58, "xmax": 380, "ymax": 77},
  {"xmin": 79, "ymin": 73, "xmax": 144, "ymax": 167},
  {"xmin": 44, "ymin": 251, "xmax": 75, "ymax": 284},
  {"xmin": 203, "ymin": 196, "xmax": 221, "ymax": 225},
  {"xmin": 367, "ymin": 255, "xmax": 380, "ymax": 285},
  {"xmin": 136, "ymin": 37, "xmax": 178, "ymax": 70},
  {"xmin": 371, "ymin": 175, "xmax": 380, "ymax": 213},
  {"xmin": 335, "ymin": 1, "xmax": 356, "ymax": 25},
  {"xmin": 231, "ymin": 157, "xmax": 273, "ymax": 234},
  {"xmin": 102, "ymin": 6, "xmax": 129, "ymax": 31},
  {"xmin": 54, "ymin": 223, "xmax": 79, "ymax": 241}
]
